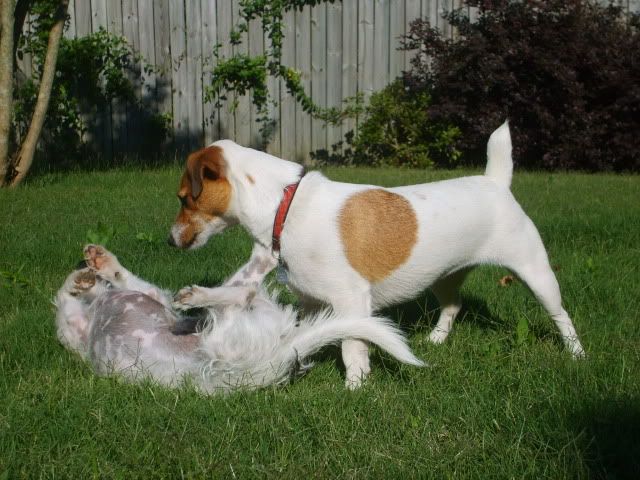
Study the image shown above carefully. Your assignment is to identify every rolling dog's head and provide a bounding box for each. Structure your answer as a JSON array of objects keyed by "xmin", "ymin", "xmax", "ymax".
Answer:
[{"xmin": 169, "ymin": 145, "xmax": 234, "ymax": 249}]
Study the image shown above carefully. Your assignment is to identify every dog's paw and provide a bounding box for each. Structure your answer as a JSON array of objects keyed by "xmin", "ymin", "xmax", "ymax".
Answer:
[
  {"xmin": 83, "ymin": 244, "xmax": 123, "ymax": 283},
  {"xmin": 345, "ymin": 375, "xmax": 365, "ymax": 391},
  {"xmin": 428, "ymin": 328, "xmax": 450, "ymax": 345},
  {"xmin": 68, "ymin": 269, "xmax": 97, "ymax": 297},
  {"xmin": 567, "ymin": 338, "xmax": 586, "ymax": 359},
  {"xmin": 344, "ymin": 366, "xmax": 371, "ymax": 391},
  {"xmin": 172, "ymin": 286, "xmax": 208, "ymax": 310}
]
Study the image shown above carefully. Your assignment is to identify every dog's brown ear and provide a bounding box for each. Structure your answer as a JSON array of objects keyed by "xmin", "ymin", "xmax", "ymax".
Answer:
[{"xmin": 186, "ymin": 146, "xmax": 225, "ymax": 199}]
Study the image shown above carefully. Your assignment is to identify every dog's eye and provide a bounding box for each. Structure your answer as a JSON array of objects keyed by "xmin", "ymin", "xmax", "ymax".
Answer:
[{"xmin": 178, "ymin": 195, "xmax": 188, "ymax": 207}]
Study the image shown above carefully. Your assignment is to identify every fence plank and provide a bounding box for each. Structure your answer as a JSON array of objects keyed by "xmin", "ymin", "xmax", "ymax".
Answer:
[
  {"xmin": 342, "ymin": 0, "xmax": 358, "ymax": 145},
  {"xmin": 123, "ymin": 0, "xmax": 141, "ymax": 151},
  {"xmin": 424, "ymin": 0, "xmax": 439, "ymax": 29},
  {"xmin": 201, "ymin": 0, "xmax": 218, "ymax": 145},
  {"xmin": 441, "ymin": 0, "xmax": 452, "ymax": 38},
  {"xmin": 186, "ymin": 0, "xmax": 204, "ymax": 150},
  {"xmin": 106, "ymin": 0, "xmax": 127, "ymax": 153},
  {"xmin": 390, "ymin": 0, "xmax": 406, "ymax": 80},
  {"xmin": 310, "ymin": 2, "xmax": 327, "ymax": 156},
  {"xmin": 279, "ymin": 8, "xmax": 296, "ymax": 160},
  {"xmin": 89, "ymin": 0, "xmax": 112, "ymax": 158},
  {"xmin": 248, "ymin": 17, "xmax": 264, "ymax": 148},
  {"xmin": 65, "ymin": 0, "xmax": 76, "ymax": 39},
  {"xmin": 216, "ymin": 0, "xmax": 236, "ymax": 140},
  {"xmin": 16, "ymin": 14, "xmax": 33, "ymax": 79},
  {"xmin": 265, "ymin": 18, "xmax": 281, "ymax": 155},
  {"xmin": 295, "ymin": 6, "xmax": 311, "ymax": 164},
  {"xmin": 74, "ymin": 0, "xmax": 91, "ymax": 37},
  {"xmin": 138, "ymin": 0, "xmax": 156, "ymax": 109},
  {"xmin": 326, "ymin": 1, "xmax": 342, "ymax": 152},
  {"xmin": 468, "ymin": 3, "xmax": 479, "ymax": 23},
  {"xmin": 169, "ymin": 0, "xmax": 189, "ymax": 151},
  {"xmin": 405, "ymin": 0, "xmax": 421, "ymax": 71},
  {"xmin": 358, "ymin": 0, "xmax": 374, "ymax": 103},
  {"xmin": 74, "ymin": 0, "xmax": 94, "ymax": 146},
  {"xmin": 373, "ymin": 0, "xmax": 390, "ymax": 91},
  {"xmin": 153, "ymin": 0, "xmax": 172, "ymax": 152},
  {"xmin": 232, "ymin": 1, "xmax": 251, "ymax": 147}
]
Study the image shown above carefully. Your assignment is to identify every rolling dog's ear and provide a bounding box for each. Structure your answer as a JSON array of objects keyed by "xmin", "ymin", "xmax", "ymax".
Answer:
[{"xmin": 186, "ymin": 146, "xmax": 225, "ymax": 199}]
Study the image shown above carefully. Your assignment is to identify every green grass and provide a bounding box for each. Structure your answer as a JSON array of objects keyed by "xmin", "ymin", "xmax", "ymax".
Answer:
[{"xmin": 1, "ymin": 166, "xmax": 639, "ymax": 478}]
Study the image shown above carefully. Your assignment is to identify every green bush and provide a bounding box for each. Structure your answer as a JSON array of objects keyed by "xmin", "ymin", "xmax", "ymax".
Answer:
[
  {"xmin": 314, "ymin": 80, "xmax": 460, "ymax": 168},
  {"xmin": 401, "ymin": 0, "xmax": 640, "ymax": 171}
]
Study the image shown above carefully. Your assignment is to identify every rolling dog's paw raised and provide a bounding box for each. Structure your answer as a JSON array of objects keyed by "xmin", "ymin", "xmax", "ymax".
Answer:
[
  {"xmin": 68, "ymin": 269, "xmax": 97, "ymax": 297},
  {"xmin": 83, "ymin": 244, "xmax": 123, "ymax": 284},
  {"xmin": 172, "ymin": 286, "xmax": 208, "ymax": 310}
]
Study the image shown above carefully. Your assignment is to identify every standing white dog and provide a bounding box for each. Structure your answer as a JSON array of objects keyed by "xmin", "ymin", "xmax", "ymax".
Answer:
[
  {"xmin": 169, "ymin": 122, "xmax": 584, "ymax": 389},
  {"xmin": 55, "ymin": 245, "xmax": 423, "ymax": 393}
]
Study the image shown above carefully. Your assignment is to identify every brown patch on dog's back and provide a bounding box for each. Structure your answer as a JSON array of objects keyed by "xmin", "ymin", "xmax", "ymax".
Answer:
[{"xmin": 339, "ymin": 189, "xmax": 418, "ymax": 282}]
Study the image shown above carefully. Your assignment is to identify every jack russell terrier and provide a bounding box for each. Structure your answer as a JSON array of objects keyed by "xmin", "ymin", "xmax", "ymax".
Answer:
[
  {"xmin": 55, "ymin": 245, "xmax": 422, "ymax": 393},
  {"xmin": 169, "ymin": 122, "xmax": 585, "ymax": 389}
]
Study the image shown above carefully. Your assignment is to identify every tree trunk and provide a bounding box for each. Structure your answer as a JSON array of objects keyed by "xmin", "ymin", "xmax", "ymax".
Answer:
[
  {"xmin": 9, "ymin": 0, "xmax": 68, "ymax": 187},
  {"xmin": 0, "ymin": 0, "xmax": 16, "ymax": 187}
]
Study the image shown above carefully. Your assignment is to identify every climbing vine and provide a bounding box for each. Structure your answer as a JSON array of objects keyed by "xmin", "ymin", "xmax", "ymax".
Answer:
[{"xmin": 205, "ymin": 0, "xmax": 363, "ymax": 139}]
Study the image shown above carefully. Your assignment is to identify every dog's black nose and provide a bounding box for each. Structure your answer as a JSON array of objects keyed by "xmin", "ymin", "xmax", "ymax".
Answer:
[{"xmin": 167, "ymin": 235, "xmax": 177, "ymax": 247}]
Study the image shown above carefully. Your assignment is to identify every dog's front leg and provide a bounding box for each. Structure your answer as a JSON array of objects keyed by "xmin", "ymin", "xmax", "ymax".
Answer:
[
  {"xmin": 223, "ymin": 242, "xmax": 277, "ymax": 287},
  {"xmin": 173, "ymin": 285, "xmax": 257, "ymax": 310},
  {"xmin": 174, "ymin": 243, "xmax": 275, "ymax": 311}
]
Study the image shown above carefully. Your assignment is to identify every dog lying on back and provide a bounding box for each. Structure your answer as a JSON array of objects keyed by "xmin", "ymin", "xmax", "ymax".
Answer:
[
  {"xmin": 168, "ymin": 122, "xmax": 585, "ymax": 389},
  {"xmin": 54, "ymin": 245, "xmax": 423, "ymax": 393}
]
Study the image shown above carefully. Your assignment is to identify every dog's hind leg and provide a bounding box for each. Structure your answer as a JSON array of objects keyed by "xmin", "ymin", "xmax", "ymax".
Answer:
[
  {"xmin": 511, "ymin": 262, "xmax": 584, "ymax": 357},
  {"xmin": 83, "ymin": 245, "xmax": 171, "ymax": 308},
  {"xmin": 428, "ymin": 268, "xmax": 470, "ymax": 344},
  {"xmin": 502, "ymin": 223, "xmax": 585, "ymax": 357}
]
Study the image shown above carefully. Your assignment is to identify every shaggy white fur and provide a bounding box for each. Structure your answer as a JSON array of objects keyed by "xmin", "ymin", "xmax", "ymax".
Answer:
[{"xmin": 54, "ymin": 246, "xmax": 423, "ymax": 394}]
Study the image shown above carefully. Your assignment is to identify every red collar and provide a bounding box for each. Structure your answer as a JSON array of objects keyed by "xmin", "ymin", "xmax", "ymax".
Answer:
[{"xmin": 272, "ymin": 174, "xmax": 304, "ymax": 254}]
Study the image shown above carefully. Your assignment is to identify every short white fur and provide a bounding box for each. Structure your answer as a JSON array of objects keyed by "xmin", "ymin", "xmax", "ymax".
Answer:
[{"xmin": 170, "ymin": 122, "xmax": 585, "ymax": 389}]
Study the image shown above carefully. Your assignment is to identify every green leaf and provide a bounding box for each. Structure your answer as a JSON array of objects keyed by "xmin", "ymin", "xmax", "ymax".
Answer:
[{"xmin": 86, "ymin": 222, "xmax": 116, "ymax": 246}]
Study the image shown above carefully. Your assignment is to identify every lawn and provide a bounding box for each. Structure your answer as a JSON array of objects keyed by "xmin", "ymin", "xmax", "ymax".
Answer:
[{"xmin": 1, "ymin": 165, "xmax": 639, "ymax": 478}]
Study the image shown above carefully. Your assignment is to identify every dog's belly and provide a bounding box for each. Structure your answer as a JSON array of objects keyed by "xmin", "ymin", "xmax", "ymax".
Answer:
[{"xmin": 87, "ymin": 291, "xmax": 200, "ymax": 382}]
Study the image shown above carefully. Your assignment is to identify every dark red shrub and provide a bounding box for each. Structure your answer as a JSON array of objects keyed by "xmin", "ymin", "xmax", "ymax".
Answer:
[{"xmin": 401, "ymin": 0, "xmax": 640, "ymax": 171}]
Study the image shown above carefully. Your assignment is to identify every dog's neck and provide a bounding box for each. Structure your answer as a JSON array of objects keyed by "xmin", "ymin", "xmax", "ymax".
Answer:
[{"xmin": 220, "ymin": 141, "xmax": 304, "ymax": 248}]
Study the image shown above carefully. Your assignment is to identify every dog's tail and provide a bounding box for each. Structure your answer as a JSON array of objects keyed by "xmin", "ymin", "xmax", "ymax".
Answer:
[
  {"xmin": 484, "ymin": 121, "xmax": 513, "ymax": 189},
  {"xmin": 288, "ymin": 312, "xmax": 425, "ymax": 369}
]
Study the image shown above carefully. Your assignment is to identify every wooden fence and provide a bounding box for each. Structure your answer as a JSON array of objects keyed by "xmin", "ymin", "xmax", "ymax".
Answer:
[{"xmin": 17, "ymin": 0, "xmax": 640, "ymax": 163}]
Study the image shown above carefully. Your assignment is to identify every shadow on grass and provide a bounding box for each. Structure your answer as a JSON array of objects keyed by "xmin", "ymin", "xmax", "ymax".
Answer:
[
  {"xmin": 573, "ymin": 399, "xmax": 640, "ymax": 479},
  {"xmin": 306, "ymin": 290, "xmax": 515, "ymax": 378},
  {"xmin": 382, "ymin": 290, "xmax": 509, "ymax": 338}
]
